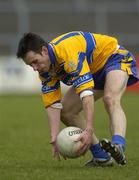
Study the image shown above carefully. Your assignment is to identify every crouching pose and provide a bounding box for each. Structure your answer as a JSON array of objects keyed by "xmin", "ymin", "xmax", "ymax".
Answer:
[{"xmin": 17, "ymin": 31, "xmax": 139, "ymax": 166}]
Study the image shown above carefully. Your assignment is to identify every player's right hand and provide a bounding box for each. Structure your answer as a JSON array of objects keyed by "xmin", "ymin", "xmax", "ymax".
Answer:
[{"xmin": 76, "ymin": 128, "xmax": 93, "ymax": 155}]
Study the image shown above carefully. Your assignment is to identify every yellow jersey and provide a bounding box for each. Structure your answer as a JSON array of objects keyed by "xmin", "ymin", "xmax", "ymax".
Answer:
[{"xmin": 40, "ymin": 31, "xmax": 118, "ymax": 108}]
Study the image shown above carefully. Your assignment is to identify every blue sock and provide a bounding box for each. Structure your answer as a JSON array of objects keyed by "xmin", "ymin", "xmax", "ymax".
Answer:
[
  {"xmin": 90, "ymin": 143, "xmax": 110, "ymax": 159},
  {"xmin": 112, "ymin": 135, "xmax": 125, "ymax": 150}
]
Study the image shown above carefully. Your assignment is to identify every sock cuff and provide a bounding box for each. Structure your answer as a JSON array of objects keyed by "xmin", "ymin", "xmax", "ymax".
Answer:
[
  {"xmin": 90, "ymin": 143, "xmax": 110, "ymax": 159},
  {"xmin": 90, "ymin": 143, "xmax": 101, "ymax": 152},
  {"xmin": 112, "ymin": 135, "xmax": 125, "ymax": 149}
]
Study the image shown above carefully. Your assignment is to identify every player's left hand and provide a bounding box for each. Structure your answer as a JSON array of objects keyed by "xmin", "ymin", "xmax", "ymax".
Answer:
[
  {"xmin": 76, "ymin": 128, "xmax": 93, "ymax": 155},
  {"xmin": 50, "ymin": 141, "xmax": 67, "ymax": 160},
  {"xmin": 51, "ymin": 141, "xmax": 61, "ymax": 160}
]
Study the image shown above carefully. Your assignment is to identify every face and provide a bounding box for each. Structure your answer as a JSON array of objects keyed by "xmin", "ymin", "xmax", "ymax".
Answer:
[{"xmin": 24, "ymin": 46, "xmax": 51, "ymax": 73}]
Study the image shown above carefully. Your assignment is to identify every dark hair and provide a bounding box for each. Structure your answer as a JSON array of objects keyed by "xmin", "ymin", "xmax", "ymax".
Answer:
[{"xmin": 16, "ymin": 32, "xmax": 48, "ymax": 59}]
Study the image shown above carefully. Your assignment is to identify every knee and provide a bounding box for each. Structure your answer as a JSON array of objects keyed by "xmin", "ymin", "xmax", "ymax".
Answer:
[
  {"xmin": 103, "ymin": 95, "xmax": 120, "ymax": 110},
  {"xmin": 61, "ymin": 108, "xmax": 72, "ymax": 125}
]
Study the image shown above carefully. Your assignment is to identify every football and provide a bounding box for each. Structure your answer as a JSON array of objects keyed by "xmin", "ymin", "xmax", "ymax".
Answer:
[{"xmin": 56, "ymin": 126, "xmax": 83, "ymax": 158}]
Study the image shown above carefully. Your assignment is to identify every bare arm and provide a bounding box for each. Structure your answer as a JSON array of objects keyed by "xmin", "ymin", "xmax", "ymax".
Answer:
[
  {"xmin": 82, "ymin": 94, "xmax": 95, "ymax": 132},
  {"xmin": 46, "ymin": 106, "xmax": 61, "ymax": 143},
  {"xmin": 46, "ymin": 106, "xmax": 63, "ymax": 160},
  {"xmin": 77, "ymin": 94, "xmax": 95, "ymax": 155}
]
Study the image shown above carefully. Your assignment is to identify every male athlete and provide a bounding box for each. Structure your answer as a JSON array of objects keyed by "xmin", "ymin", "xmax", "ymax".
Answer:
[{"xmin": 17, "ymin": 31, "xmax": 139, "ymax": 167}]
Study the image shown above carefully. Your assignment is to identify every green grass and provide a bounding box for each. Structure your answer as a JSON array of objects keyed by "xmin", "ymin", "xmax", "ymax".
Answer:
[{"xmin": 0, "ymin": 93, "xmax": 139, "ymax": 180}]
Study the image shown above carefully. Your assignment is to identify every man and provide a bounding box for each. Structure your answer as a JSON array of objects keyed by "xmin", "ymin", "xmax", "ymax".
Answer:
[{"xmin": 17, "ymin": 31, "xmax": 139, "ymax": 167}]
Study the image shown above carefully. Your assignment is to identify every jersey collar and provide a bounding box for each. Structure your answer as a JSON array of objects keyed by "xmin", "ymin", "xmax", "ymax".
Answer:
[{"xmin": 47, "ymin": 43, "xmax": 56, "ymax": 65}]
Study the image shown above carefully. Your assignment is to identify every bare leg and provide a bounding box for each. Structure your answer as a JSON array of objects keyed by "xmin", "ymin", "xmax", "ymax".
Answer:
[
  {"xmin": 99, "ymin": 70, "xmax": 128, "ymax": 165},
  {"xmin": 103, "ymin": 70, "xmax": 128, "ymax": 137}
]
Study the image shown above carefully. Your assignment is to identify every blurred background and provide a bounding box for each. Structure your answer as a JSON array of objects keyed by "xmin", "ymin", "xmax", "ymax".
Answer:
[{"xmin": 0, "ymin": 0, "xmax": 139, "ymax": 94}]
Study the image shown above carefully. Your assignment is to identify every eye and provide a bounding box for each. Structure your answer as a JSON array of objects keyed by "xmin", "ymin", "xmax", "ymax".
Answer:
[
  {"xmin": 32, "ymin": 59, "xmax": 38, "ymax": 64},
  {"xmin": 30, "ymin": 59, "xmax": 38, "ymax": 66}
]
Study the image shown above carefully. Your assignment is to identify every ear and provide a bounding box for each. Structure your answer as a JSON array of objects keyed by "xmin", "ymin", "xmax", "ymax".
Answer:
[{"xmin": 42, "ymin": 46, "xmax": 48, "ymax": 55}]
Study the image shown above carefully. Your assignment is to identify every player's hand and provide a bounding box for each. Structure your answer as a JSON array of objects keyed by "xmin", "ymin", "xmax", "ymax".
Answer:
[
  {"xmin": 51, "ymin": 141, "xmax": 61, "ymax": 160},
  {"xmin": 76, "ymin": 128, "xmax": 93, "ymax": 156},
  {"xmin": 50, "ymin": 141, "xmax": 67, "ymax": 160}
]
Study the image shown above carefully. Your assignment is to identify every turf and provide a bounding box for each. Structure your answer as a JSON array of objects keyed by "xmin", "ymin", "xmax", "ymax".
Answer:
[{"xmin": 0, "ymin": 93, "xmax": 139, "ymax": 180}]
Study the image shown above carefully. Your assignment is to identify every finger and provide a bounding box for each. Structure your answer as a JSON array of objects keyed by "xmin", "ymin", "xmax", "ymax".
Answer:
[
  {"xmin": 62, "ymin": 154, "xmax": 67, "ymax": 160},
  {"xmin": 53, "ymin": 151, "xmax": 61, "ymax": 161},
  {"xmin": 82, "ymin": 144, "xmax": 90, "ymax": 155},
  {"xmin": 74, "ymin": 135, "xmax": 82, "ymax": 142},
  {"xmin": 77, "ymin": 143, "xmax": 89, "ymax": 155},
  {"xmin": 79, "ymin": 145, "xmax": 87, "ymax": 155},
  {"xmin": 81, "ymin": 145, "xmax": 88, "ymax": 156},
  {"xmin": 56, "ymin": 153, "xmax": 61, "ymax": 161},
  {"xmin": 76, "ymin": 137, "xmax": 92, "ymax": 155}
]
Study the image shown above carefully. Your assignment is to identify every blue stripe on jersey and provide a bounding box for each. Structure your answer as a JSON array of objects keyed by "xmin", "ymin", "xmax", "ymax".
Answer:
[
  {"xmin": 40, "ymin": 72, "xmax": 49, "ymax": 78},
  {"xmin": 41, "ymin": 81, "xmax": 60, "ymax": 94},
  {"xmin": 53, "ymin": 32, "xmax": 80, "ymax": 45},
  {"xmin": 40, "ymin": 72, "xmax": 52, "ymax": 84},
  {"xmin": 70, "ymin": 32, "xmax": 96, "ymax": 77},
  {"xmin": 80, "ymin": 32, "xmax": 96, "ymax": 64},
  {"xmin": 47, "ymin": 43, "xmax": 57, "ymax": 65},
  {"xmin": 70, "ymin": 52, "xmax": 86, "ymax": 77},
  {"xmin": 41, "ymin": 78, "xmax": 52, "ymax": 86},
  {"xmin": 72, "ymin": 72, "xmax": 93, "ymax": 88}
]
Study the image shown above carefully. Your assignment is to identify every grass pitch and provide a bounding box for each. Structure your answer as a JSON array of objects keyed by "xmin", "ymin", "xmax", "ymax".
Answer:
[{"xmin": 0, "ymin": 93, "xmax": 139, "ymax": 180}]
